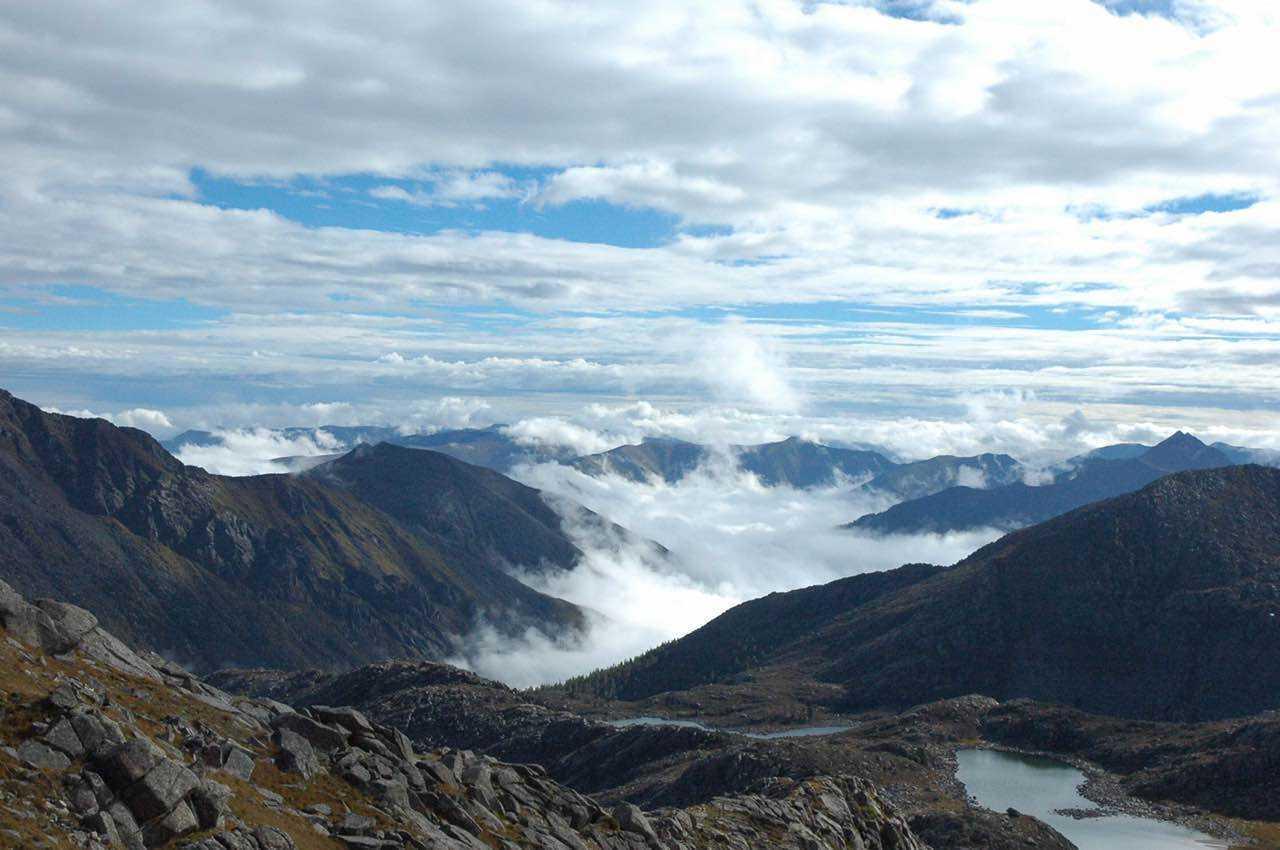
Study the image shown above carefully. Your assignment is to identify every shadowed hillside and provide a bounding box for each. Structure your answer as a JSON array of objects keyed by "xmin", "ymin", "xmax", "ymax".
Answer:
[
  {"xmin": 0, "ymin": 389, "xmax": 584, "ymax": 671},
  {"xmin": 560, "ymin": 465, "xmax": 1280, "ymax": 722}
]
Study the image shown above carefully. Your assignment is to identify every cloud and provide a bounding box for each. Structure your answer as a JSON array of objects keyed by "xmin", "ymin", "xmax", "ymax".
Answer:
[
  {"xmin": 3, "ymin": 0, "xmax": 1280, "ymax": 488},
  {"xmin": 535, "ymin": 161, "xmax": 746, "ymax": 220},
  {"xmin": 692, "ymin": 320, "xmax": 803, "ymax": 412},
  {"xmin": 174, "ymin": 429, "xmax": 348, "ymax": 476},
  {"xmin": 41, "ymin": 404, "xmax": 175, "ymax": 435},
  {"xmin": 954, "ymin": 466, "xmax": 990, "ymax": 488},
  {"xmin": 502, "ymin": 418, "xmax": 616, "ymax": 455},
  {"xmin": 111, "ymin": 408, "xmax": 174, "ymax": 430},
  {"xmin": 452, "ymin": 456, "xmax": 1000, "ymax": 685},
  {"xmin": 370, "ymin": 171, "xmax": 524, "ymax": 207}
]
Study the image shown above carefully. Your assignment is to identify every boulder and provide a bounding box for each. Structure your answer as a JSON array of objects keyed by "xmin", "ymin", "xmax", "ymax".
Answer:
[
  {"xmin": 34, "ymin": 599, "xmax": 99, "ymax": 648},
  {"xmin": 386, "ymin": 727, "xmax": 416, "ymax": 762},
  {"xmin": 121, "ymin": 759, "xmax": 200, "ymax": 822},
  {"xmin": 0, "ymin": 579, "xmax": 61, "ymax": 651},
  {"xmin": 311, "ymin": 705, "xmax": 375, "ymax": 735},
  {"xmin": 274, "ymin": 727, "xmax": 319, "ymax": 778},
  {"xmin": 104, "ymin": 801, "xmax": 145, "ymax": 850},
  {"xmin": 220, "ymin": 744, "xmax": 256, "ymax": 781},
  {"xmin": 338, "ymin": 812, "xmax": 376, "ymax": 835},
  {"xmin": 17, "ymin": 739, "xmax": 71, "ymax": 770},
  {"xmin": 96, "ymin": 740, "xmax": 161, "ymax": 791},
  {"xmin": 64, "ymin": 774, "xmax": 100, "ymax": 815},
  {"xmin": 140, "ymin": 799, "xmax": 198, "ymax": 845},
  {"xmin": 273, "ymin": 712, "xmax": 348, "ymax": 751},
  {"xmin": 612, "ymin": 803, "xmax": 658, "ymax": 843},
  {"xmin": 253, "ymin": 825, "xmax": 298, "ymax": 850},
  {"xmin": 82, "ymin": 811, "xmax": 122, "ymax": 848},
  {"xmin": 44, "ymin": 717, "xmax": 86, "ymax": 758},
  {"xmin": 191, "ymin": 779, "xmax": 233, "ymax": 830},
  {"xmin": 71, "ymin": 712, "xmax": 125, "ymax": 759}
]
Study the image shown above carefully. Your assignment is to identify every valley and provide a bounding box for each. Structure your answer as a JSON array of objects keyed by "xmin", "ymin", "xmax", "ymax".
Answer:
[
  {"xmin": 9, "ymin": 5, "xmax": 1280, "ymax": 849},
  {"xmin": 3, "ymin": 388, "xmax": 1280, "ymax": 850}
]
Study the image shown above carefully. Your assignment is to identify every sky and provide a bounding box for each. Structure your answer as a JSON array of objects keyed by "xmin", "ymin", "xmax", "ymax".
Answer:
[{"xmin": 3, "ymin": 0, "xmax": 1280, "ymax": 462}]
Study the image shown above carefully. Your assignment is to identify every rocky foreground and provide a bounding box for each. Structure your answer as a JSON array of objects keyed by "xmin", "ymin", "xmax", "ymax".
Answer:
[
  {"xmin": 213, "ymin": 656, "xmax": 1280, "ymax": 849},
  {"xmin": 0, "ymin": 578, "xmax": 927, "ymax": 850}
]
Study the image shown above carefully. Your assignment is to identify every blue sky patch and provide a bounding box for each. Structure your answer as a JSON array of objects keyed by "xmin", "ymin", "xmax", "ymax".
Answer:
[
  {"xmin": 1145, "ymin": 192, "xmax": 1259, "ymax": 216},
  {"xmin": 190, "ymin": 168, "xmax": 683, "ymax": 249},
  {"xmin": 1093, "ymin": 0, "xmax": 1178, "ymax": 18},
  {"xmin": 0, "ymin": 285, "xmax": 225, "ymax": 332}
]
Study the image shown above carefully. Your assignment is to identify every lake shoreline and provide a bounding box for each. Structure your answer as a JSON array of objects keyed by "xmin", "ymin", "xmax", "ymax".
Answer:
[{"xmin": 953, "ymin": 743, "xmax": 1246, "ymax": 847}]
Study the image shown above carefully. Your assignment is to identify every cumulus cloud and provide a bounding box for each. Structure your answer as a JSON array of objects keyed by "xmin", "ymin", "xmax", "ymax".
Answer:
[
  {"xmin": 502, "ymin": 418, "xmax": 616, "ymax": 456},
  {"xmin": 395, "ymin": 397, "xmax": 493, "ymax": 434},
  {"xmin": 41, "ymin": 404, "xmax": 176, "ymax": 436},
  {"xmin": 110, "ymin": 408, "xmax": 173, "ymax": 430},
  {"xmin": 174, "ymin": 429, "xmax": 348, "ymax": 476},
  {"xmin": 451, "ymin": 456, "xmax": 1000, "ymax": 685},
  {"xmin": 692, "ymin": 320, "xmax": 803, "ymax": 412},
  {"xmin": 535, "ymin": 161, "xmax": 746, "ymax": 220}
]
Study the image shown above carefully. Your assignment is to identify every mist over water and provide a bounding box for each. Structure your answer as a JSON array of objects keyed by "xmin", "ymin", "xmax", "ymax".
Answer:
[{"xmin": 449, "ymin": 455, "xmax": 1001, "ymax": 687}]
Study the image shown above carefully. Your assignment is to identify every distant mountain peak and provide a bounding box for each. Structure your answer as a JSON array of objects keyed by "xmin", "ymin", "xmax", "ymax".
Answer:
[
  {"xmin": 1141, "ymin": 430, "xmax": 1229, "ymax": 472},
  {"xmin": 640, "ymin": 435, "xmax": 693, "ymax": 446},
  {"xmin": 1159, "ymin": 430, "xmax": 1204, "ymax": 447}
]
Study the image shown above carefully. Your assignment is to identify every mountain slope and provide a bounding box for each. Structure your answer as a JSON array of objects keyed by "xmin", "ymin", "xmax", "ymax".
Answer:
[
  {"xmin": 736, "ymin": 437, "xmax": 894, "ymax": 487},
  {"xmin": 571, "ymin": 436, "xmax": 895, "ymax": 488},
  {"xmin": 395, "ymin": 424, "xmax": 572, "ymax": 471},
  {"xmin": 305, "ymin": 442, "xmax": 585, "ymax": 576},
  {"xmin": 566, "ymin": 465, "xmax": 1280, "ymax": 722},
  {"xmin": 864, "ymin": 452, "xmax": 1023, "ymax": 500},
  {"xmin": 570, "ymin": 437, "xmax": 709, "ymax": 483},
  {"xmin": 849, "ymin": 431, "xmax": 1233, "ymax": 534},
  {"xmin": 0, "ymin": 389, "xmax": 582, "ymax": 671}
]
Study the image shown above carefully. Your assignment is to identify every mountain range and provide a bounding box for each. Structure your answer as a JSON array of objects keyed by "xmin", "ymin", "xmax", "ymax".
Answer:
[
  {"xmin": 7, "ymin": 384, "xmax": 1280, "ymax": 848},
  {"xmin": 567, "ymin": 436, "xmax": 1029, "ymax": 497},
  {"xmin": 848, "ymin": 431, "xmax": 1237, "ymax": 535},
  {"xmin": 166, "ymin": 420, "xmax": 1280, "ymax": 522},
  {"xmin": 0, "ymin": 389, "xmax": 593, "ymax": 671},
  {"xmin": 561, "ymin": 463, "xmax": 1280, "ymax": 722},
  {"xmin": 168, "ymin": 425, "xmax": 1028, "ymax": 498}
]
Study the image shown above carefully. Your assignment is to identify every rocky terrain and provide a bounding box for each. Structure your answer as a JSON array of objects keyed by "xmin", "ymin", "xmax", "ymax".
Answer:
[
  {"xmin": 213, "ymin": 657, "xmax": 1280, "ymax": 847},
  {"xmin": 209, "ymin": 665, "xmax": 1086, "ymax": 850},
  {"xmin": 0, "ymin": 389, "xmax": 589, "ymax": 672},
  {"xmin": 0, "ymin": 578, "xmax": 932, "ymax": 850},
  {"xmin": 555, "ymin": 465, "xmax": 1280, "ymax": 722},
  {"xmin": 849, "ymin": 431, "xmax": 1233, "ymax": 534}
]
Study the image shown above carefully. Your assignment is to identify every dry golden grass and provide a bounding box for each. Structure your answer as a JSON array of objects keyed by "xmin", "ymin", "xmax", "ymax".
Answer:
[
  {"xmin": 0, "ymin": 626, "xmax": 399, "ymax": 850},
  {"xmin": 1231, "ymin": 819, "xmax": 1280, "ymax": 850}
]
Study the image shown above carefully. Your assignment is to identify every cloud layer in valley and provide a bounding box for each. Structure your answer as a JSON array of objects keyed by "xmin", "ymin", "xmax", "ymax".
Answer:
[
  {"xmin": 448, "ymin": 456, "xmax": 1000, "ymax": 686},
  {"xmin": 4, "ymin": 1, "xmax": 1279, "ymax": 683}
]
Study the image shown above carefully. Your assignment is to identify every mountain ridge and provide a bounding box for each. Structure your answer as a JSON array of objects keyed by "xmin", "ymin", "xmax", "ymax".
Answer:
[
  {"xmin": 849, "ymin": 431, "xmax": 1236, "ymax": 534},
  {"xmin": 0, "ymin": 388, "xmax": 586, "ymax": 672},
  {"xmin": 559, "ymin": 464, "xmax": 1280, "ymax": 722}
]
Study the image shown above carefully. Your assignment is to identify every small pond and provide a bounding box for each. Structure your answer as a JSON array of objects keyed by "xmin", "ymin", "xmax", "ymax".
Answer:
[
  {"xmin": 956, "ymin": 749, "xmax": 1227, "ymax": 850},
  {"xmin": 609, "ymin": 716, "xmax": 853, "ymax": 739}
]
